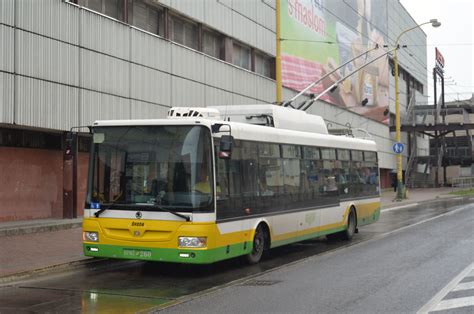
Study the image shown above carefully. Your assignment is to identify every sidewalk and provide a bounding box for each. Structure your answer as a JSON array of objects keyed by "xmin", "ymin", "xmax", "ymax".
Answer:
[
  {"xmin": 381, "ymin": 187, "xmax": 463, "ymax": 210},
  {"xmin": 0, "ymin": 188, "xmax": 467, "ymax": 282},
  {"xmin": 0, "ymin": 218, "xmax": 90, "ymax": 281}
]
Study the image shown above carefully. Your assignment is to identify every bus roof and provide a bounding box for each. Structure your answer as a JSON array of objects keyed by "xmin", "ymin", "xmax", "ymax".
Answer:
[{"xmin": 92, "ymin": 118, "xmax": 377, "ymax": 152}]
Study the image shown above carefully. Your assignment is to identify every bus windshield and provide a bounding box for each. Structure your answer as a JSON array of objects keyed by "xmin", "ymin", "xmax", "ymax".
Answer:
[{"xmin": 87, "ymin": 125, "xmax": 214, "ymax": 212}]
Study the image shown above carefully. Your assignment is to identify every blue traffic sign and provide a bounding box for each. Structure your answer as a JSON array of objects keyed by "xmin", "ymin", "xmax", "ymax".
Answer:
[{"xmin": 393, "ymin": 142, "xmax": 404, "ymax": 154}]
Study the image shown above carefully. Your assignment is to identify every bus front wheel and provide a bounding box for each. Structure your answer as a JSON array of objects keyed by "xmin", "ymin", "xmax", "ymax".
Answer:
[{"xmin": 245, "ymin": 224, "xmax": 267, "ymax": 264}]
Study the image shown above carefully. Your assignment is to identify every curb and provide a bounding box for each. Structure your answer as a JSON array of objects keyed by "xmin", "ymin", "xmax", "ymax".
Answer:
[
  {"xmin": 0, "ymin": 257, "xmax": 96, "ymax": 285},
  {"xmin": 382, "ymin": 195, "xmax": 473, "ymax": 212},
  {"xmin": 381, "ymin": 193, "xmax": 461, "ymax": 210},
  {"xmin": 0, "ymin": 257, "xmax": 138, "ymax": 286},
  {"xmin": 0, "ymin": 220, "xmax": 83, "ymax": 237}
]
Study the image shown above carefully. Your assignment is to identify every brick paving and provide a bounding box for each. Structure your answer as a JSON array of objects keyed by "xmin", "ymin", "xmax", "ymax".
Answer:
[{"xmin": 0, "ymin": 227, "xmax": 87, "ymax": 278}]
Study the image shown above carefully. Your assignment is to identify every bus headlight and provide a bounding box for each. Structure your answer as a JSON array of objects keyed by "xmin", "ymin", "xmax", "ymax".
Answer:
[
  {"xmin": 83, "ymin": 231, "xmax": 99, "ymax": 242},
  {"xmin": 178, "ymin": 237, "xmax": 207, "ymax": 248}
]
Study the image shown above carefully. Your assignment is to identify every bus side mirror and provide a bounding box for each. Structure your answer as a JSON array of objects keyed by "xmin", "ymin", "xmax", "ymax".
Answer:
[{"xmin": 219, "ymin": 135, "xmax": 233, "ymax": 159}]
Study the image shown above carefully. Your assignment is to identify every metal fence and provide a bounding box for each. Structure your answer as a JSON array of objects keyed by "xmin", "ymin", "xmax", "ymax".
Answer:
[{"xmin": 451, "ymin": 177, "xmax": 474, "ymax": 188}]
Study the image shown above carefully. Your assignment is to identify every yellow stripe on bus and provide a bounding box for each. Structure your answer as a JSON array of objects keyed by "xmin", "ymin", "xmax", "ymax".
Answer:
[{"xmin": 83, "ymin": 201, "xmax": 380, "ymax": 250}]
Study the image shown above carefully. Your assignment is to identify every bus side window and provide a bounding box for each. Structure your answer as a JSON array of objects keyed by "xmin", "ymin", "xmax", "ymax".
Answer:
[
  {"xmin": 350, "ymin": 150, "xmax": 364, "ymax": 196},
  {"xmin": 302, "ymin": 146, "xmax": 322, "ymax": 202},
  {"xmin": 215, "ymin": 141, "xmax": 244, "ymax": 219},
  {"xmin": 241, "ymin": 141, "xmax": 258, "ymax": 197},
  {"xmin": 336, "ymin": 149, "xmax": 350, "ymax": 196},
  {"xmin": 215, "ymin": 151, "xmax": 229, "ymax": 199},
  {"xmin": 321, "ymin": 148, "xmax": 338, "ymax": 197},
  {"xmin": 282, "ymin": 145, "xmax": 301, "ymax": 200}
]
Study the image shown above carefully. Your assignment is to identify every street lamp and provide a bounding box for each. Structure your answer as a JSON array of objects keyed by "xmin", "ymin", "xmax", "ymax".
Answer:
[{"xmin": 394, "ymin": 19, "xmax": 441, "ymax": 200}]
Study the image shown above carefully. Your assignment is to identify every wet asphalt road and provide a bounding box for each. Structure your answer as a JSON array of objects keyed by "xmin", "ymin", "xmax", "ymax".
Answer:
[{"xmin": 0, "ymin": 198, "xmax": 473, "ymax": 313}]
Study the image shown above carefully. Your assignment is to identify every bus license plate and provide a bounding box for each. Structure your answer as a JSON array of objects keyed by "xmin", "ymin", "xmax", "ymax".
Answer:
[{"xmin": 123, "ymin": 248, "xmax": 152, "ymax": 259}]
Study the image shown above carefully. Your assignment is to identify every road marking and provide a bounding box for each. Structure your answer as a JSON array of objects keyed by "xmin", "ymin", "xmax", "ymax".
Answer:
[
  {"xmin": 468, "ymin": 269, "xmax": 474, "ymax": 278},
  {"xmin": 453, "ymin": 281, "xmax": 474, "ymax": 291},
  {"xmin": 417, "ymin": 262, "xmax": 474, "ymax": 313},
  {"xmin": 433, "ymin": 296, "xmax": 474, "ymax": 311},
  {"xmin": 381, "ymin": 203, "xmax": 419, "ymax": 212}
]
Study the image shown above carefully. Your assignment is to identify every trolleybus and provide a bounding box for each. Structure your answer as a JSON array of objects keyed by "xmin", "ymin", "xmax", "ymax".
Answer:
[{"xmin": 83, "ymin": 105, "xmax": 380, "ymax": 264}]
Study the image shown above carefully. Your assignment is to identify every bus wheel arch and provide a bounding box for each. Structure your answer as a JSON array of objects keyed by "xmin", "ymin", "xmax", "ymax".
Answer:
[
  {"xmin": 352, "ymin": 205, "xmax": 359, "ymax": 233},
  {"xmin": 245, "ymin": 222, "xmax": 271, "ymax": 264},
  {"xmin": 327, "ymin": 205, "xmax": 357, "ymax": 241},
  {"xmin": 343, "ymin": 205, "xmax": 357, "ymax": 240}
]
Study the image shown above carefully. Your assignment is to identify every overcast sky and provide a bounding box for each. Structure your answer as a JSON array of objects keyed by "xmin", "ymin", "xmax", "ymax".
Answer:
[{"xmin": 399, "ymin": 0, "xmax": 473, "ymax": 104}]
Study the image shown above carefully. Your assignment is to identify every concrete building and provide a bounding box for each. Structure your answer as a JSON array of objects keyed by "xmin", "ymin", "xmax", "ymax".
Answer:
[
  {"xmin": 432, "ymin": 94, "xmax": 474, "ymax": 185},
  {"xmin": 0, "ymin": 0, "xmax": 428, "ymax": 221}
]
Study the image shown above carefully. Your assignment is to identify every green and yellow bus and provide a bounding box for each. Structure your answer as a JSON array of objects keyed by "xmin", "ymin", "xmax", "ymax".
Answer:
[{"xmin": 83, "ymin": 106, "xmax": 380, "ymax": 264}]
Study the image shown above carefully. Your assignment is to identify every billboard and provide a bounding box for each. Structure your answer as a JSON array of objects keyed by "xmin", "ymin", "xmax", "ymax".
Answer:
[{"xmin": 281, "ymin": 0, "xmax": 390, "ymax": 124}]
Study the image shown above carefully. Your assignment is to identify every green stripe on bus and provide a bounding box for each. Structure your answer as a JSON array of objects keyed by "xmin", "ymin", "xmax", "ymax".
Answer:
[
  {"xmin": 83, "ymin": 242, "xmax": 253, "ymax": 264},
  {"xmin": 271, "ymin": 225, "xmax": 347, "ymax": 248}
]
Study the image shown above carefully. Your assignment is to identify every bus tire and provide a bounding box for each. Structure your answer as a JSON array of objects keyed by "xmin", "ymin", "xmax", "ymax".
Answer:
[
  {"xmin": 245, "ymin": 224, "xmax": 267, "ymax": 264},
  {"xmin": 341, "ymin": 206, "xmax": 357, "ymax": 240},
  {"xmin": 326, "ymin": 206, "xmax": 357, "ymax": 241}
]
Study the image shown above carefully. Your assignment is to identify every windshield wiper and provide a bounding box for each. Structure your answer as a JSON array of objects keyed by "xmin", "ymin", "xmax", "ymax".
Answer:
[
  {"xmin": 153, "ymin": 205, "xmax": 191, "ymax": 222},
  {"xmin": 93, "ymin": 203, "xmax": 191, "ymax": 221},
  {"xmin": 93, "ymin": 203, "xmax": 134, "ymax": 217},
  {"xmin": 94, "ymin": 206, "xmax": 109, "ymax": 218}
]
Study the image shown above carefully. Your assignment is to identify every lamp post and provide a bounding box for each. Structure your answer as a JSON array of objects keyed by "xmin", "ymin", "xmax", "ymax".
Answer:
[{"xmin": 394, "ymin": 19, "xmax": 441, "ymax": 200}]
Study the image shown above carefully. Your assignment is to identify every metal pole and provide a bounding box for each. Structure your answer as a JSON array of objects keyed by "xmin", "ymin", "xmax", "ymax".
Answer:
[
  {"xmin": 434, "ymin": 68, "xmax": 439, "ymax": 187},
  {"xmin": 72, "ymin": 133, "xmax": 78, "ymax": 218},
  {"xmin": 441, "ymin": 73, "xmax": 446, "ymax": 185},
  {"xmin": 394, "ymin": 46, "xmax": 405, "ymax": 200},
  {"xmin": 275, "ymin": 0, "xmax": 282, "ymax": 103},
  {"xmin": 394, "ymin": 21, "xmax": 434, "ymax": 200}
]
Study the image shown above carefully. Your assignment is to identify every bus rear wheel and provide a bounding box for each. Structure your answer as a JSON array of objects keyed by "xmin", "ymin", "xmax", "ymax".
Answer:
[
  {"xmin": 245, "ymin": 224, "xmax": 267, "ymax": 264},
  {"xmin": 341, "ymin": 207, "xmax": 357, "ymax": 240},
  {"xmin": 327, "ymin": 207, "xmax": 357, "ymax": 241}
]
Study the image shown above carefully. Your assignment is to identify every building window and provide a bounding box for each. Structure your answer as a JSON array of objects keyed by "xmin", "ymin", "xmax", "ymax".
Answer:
[
  {"xmin": 202, "ymin": 29, "xmax": 223, "ymax": 59},
  {"xmin": 233, "ymin": 42, "xmax": 251, "ymax": 70},
  {"xmin": 128, "ymin": 0, "xmax": 164, "ymax": 36},
  {"xmin": 389, "ymin": 113, "xmax": 396, "ymax": 127},
  {"xmin": 78, "ymin": 0, "xmax": 125, "ymax": 21},
  {"xmin": 255, "ymin": 52, "xmax": 273, "ymax": 78},
  {"xmin": 0, "ymin": 128, "xmax": 62, "ymax": 150},
  {"xmin": 415, "ymin": 80, "xmax": 423, "ymax": 94},
  {"xmin": 170, "ymin": 15, "xmax": 198, "ymax": 50}
]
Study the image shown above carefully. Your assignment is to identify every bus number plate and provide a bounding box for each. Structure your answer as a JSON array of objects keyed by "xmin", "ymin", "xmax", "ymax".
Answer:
[{"xmin": 123, "ymin": 249, "xmax": 152, "ymax": 259}]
